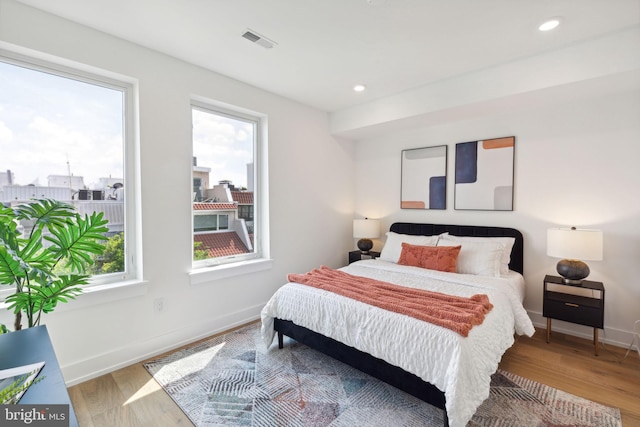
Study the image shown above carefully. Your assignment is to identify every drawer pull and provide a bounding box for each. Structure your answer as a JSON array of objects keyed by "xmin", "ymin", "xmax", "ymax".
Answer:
[{"xmin": 565, "ymin": 303, "xmax": 580, "ymax": 308}]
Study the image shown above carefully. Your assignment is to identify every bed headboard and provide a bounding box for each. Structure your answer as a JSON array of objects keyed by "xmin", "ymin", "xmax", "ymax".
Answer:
[{"xmin": 389, "ymin": 222, "xmax": 524, "ymax": 274}]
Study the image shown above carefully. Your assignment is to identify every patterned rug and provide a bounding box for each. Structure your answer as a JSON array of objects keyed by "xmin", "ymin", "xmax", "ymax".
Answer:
[{"xmin": 144, "ymin": 324, "xmax": 622, "ymax": 427}]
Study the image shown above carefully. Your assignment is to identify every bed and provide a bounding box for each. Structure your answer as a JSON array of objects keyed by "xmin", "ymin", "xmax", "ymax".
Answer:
[{"xmin": 261, "ymin": 222, "xmax": 535, "ymax": 427}]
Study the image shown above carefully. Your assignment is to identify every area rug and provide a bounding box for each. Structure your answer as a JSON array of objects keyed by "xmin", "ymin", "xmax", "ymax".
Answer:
[{"xmin": 144, "ymin": 324, "xmax": 622, "ymax": 427}]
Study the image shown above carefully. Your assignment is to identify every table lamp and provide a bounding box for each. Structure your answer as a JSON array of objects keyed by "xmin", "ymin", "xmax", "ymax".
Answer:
[
  {"xmin": 353, "ymin": 218, "xmax": 380, "ymax": 254},
  {"xmin": 547, "ymin": 227, "xmax": 603, "ymax": 284}
]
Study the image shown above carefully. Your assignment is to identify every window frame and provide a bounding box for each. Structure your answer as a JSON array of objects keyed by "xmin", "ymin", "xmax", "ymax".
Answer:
[
  {"xmin": 190, "ymin": 100, "xmax": 265, "ymax": 271},
  {"xmin": 0, "ymin": 49, "xmax": 140, "ymax": 288}
]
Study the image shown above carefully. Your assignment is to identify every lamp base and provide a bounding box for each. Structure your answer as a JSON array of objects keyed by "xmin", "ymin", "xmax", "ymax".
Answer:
[
  {"xmin": 556, "ymin": 259, "xmax": 590, "ymax": 285},
  {"xmin": 357, "ymin": 238, "xmax": 373, "ymax": 254}
]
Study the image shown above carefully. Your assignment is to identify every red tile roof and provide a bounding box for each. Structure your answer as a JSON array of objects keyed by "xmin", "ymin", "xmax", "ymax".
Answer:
[
  {"xmin": 231, "ymin": 191, "xmax": 253, "ymax": 204},
  {"xmin": 194, "ymin": 232, "xmax": 250, "ymax": 258},
  {"xmin": 193, "ymin": 203, "xmax": 237, "ymax": 210}
]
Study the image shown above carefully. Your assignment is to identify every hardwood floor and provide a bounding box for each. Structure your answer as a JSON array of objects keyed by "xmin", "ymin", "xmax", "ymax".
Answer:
[
  {"xmin": 501, "ymin": 328, "xmax": 640, "ymax": 426},
  {"xmin": 68, "ymin": 325, "xmax": 640, "ymax": 426}
]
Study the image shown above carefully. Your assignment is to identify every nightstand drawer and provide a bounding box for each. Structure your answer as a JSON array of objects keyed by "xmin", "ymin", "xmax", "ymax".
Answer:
[{"xmin": 543, "ymin": 298, "xmax": 603, "ymax": 328}]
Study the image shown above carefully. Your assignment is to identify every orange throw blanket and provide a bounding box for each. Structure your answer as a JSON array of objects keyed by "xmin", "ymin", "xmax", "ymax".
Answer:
[{"xmin": 287, "ymin": 266, "xmax": 493, "ymax": 337}]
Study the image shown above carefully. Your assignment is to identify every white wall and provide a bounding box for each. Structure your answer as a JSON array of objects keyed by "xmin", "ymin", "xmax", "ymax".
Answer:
[
  {"xmin": 354, "ymin": 88, "xmax": 640, "ymax": 347},
  {"xmin": 0, "ymin": 0, "xmax": 356, "ymax": 384}
]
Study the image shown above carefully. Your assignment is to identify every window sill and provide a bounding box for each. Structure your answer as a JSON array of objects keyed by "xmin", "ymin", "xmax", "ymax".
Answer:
[
  {"xmin": 78, "ymin": 279, "xmax": 149, "ymax": 303},
  {"xmin": 189, "ymin": 258, "xmax": 273, "ymax": 285},
  {"xmin": 0, "ymin": 279, "xmax": 149, "ymax": 313}
]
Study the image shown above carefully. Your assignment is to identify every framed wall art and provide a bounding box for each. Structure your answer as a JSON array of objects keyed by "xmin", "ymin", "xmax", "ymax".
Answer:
[
  {"xmin": 401, "ymin": 145, "xmax": 447, "ymax": 210},
  {"xmin": 454, "ymin": 136, "xmax": 515, "ymax": 211}
]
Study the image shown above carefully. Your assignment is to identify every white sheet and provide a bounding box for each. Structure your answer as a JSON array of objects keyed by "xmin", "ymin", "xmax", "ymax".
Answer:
[{"xmin": 261, "ymin": 259, "xmax": 535, "ymax": 427}]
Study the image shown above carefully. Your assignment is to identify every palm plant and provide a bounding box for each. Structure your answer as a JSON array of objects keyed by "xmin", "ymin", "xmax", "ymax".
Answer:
[{"xmin": 0, "ymin": 199, "xmax": 109, "ymax": 331}]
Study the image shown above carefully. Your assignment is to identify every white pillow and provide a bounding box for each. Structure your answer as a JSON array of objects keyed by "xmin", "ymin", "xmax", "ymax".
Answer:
[
  {"xmin": 437, "ymin": 239, "xmax": 503, "ymax": 277},
  {"xmin": 440, "ymin": 235, "xmax": 515, "ymax": 274},
  {"xmin": 379, "ymin": 232, "xmax": 439, "ymax": 263}
]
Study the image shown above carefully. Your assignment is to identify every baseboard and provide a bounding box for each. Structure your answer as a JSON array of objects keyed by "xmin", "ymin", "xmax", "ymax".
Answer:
[
  {"xmin": 63, "ymin": 308, "xmax": 638, "ymax": 387},
  {"xmin": 62, "ymin": 304, "xmax": 263, "ymax": 386},
  {"xmin": 528, "ymin": 310, "xmax": 634, "ymax": 349}
]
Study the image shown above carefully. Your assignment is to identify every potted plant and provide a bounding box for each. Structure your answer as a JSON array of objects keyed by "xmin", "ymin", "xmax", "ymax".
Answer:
[{"xmin": 0, "ymin": 199, "xmax": 109, "ymax": 331}]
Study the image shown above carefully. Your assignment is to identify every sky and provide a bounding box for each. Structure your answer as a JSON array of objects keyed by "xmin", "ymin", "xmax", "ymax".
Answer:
[
  {"xmin": 0, "ymin": 59, "xmax": 252, "ymax": 191},
  {"xmin": 192, "ymin": 108, "xmax": 253, "ymax": 190},
  {"xmin": 0, "ymin": 60, "xmax": 123, "ymax": 189}
]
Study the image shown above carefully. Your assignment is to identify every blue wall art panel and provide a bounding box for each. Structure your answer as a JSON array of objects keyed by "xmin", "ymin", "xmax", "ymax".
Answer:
[
  {"xmin": 429, "ymin": 176, "xmax": 446, "ymax": 209},
  {"xmin": 401, "ymin": 145, "xmax": 447, "ymax": 210},
  {"xmin": 454, "ymin": 136, "xmax": 515, "ymax": 211},
  {"xmin": 455, "ymin": 141, "xmax": 477, "ymax": 184}
]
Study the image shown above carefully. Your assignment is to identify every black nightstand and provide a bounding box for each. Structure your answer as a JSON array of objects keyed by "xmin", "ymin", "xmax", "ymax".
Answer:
[
  {"xmin": 543, "ymin": 274, "xmax": 605, "ymax": 355},
  {"xmin": 348, "ymin": 250, "xmax": 380, "ymax": 264}
]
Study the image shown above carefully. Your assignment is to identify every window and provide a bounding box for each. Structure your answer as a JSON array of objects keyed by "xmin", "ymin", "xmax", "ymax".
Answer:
[
  {"xmin": 191, "ymin": 102, "xmax": 260, "ymax": 267},
  {"xmin": 0, "ymin": 52, "xmax": 137, "ymax": 285},
  {"xmin": 194, "ymin": 214, "xmax": 229, "ymax": 232},
  {"xmin": 238, "ymin": 205, "xmax": 253, "ymax": 222},
  {"xmin": 193, "ymin": 177, "xmax": 203, "ymax": 202}
]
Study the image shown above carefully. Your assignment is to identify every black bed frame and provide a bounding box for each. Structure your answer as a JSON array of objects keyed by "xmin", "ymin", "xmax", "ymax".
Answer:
[{"xmin": 274, "ymin": 222, "xmax": 524, "ymax": 427}]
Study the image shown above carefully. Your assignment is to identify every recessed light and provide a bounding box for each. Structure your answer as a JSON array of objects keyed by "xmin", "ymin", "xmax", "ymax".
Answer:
[
  {"xmin": 539, "ymin": 18, "xmax": 561, "ymax": 32},
  {"xmin": 353, "ymin": 84, "xmax": 366, "ymax": 92}
]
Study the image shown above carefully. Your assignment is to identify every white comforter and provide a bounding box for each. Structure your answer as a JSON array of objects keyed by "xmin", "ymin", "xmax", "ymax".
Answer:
[{"xmin": 261, "ymin": 259, "xmax": 535, "ymax": 427}]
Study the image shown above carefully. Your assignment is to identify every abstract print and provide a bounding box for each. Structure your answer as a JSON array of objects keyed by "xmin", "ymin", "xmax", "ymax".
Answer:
[{"xmin": 455, "ymin": 137, "xmax": 514, "ymax": 210}]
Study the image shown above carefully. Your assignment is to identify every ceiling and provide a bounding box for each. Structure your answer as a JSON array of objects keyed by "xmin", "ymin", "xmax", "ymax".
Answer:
[{"xmin": 15, "ymin": 0, "xmax": 640, "ymax": 112}]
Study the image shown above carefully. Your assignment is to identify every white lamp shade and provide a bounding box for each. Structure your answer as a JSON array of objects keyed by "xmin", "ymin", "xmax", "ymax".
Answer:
[
  {"xmin": 353, "ymin": 219, "xmax": 380, "ymax": 239},
  {"xmin": 547, "ymin": 228, "xmax": 603, "ymax": 261}
]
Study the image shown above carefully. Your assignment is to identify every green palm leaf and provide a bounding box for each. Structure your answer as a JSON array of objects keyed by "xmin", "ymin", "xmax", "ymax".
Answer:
[
  {"xmin": 5, "ymin": 274, "xmax": 88, "ymax": 318},
  {"xmin": 0, "ymin": 212, "xmax": 20, "ymax": 252},
  {"xmin": 0, "ymin": 245, "xmax": 27, "ymax": 285},
  {"xmin": 15, "ymin": 199, "xmax": 75, "ymax": 226},
  {"xmin": 13, "ymin": 199, "xmax": 76, "ymax": 252},
  {"xmin": 0, "ymin": 204, "xmax": 13, "ymax": 219},
  {"xmin": 17, "ymin": 228, "xmax": 56, "ymax": 272},
  {"xmin": 45, "ymin": 212, "xmax": 109, "ymax": 272}
]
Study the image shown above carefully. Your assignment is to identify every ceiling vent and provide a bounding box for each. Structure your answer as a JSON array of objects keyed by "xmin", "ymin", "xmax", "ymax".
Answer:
[{"xmin": 242, "ymin": 29, "xmax": 276, "ymax": 49}]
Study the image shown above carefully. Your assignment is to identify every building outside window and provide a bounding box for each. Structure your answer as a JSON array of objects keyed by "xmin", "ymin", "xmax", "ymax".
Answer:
[
  {"xmin": 191, "ymin": 103, "xmax": 260, "ymax": 266},
  {"xmin": 0, "ymin": 53, "xmax": 136, "ymax": 284}
]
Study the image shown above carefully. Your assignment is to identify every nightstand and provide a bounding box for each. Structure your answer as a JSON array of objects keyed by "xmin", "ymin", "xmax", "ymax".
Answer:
[
  {"xmin": 348, "ymin": 250, "xmax": 380, "ymax": 264},
  {"xmin": 543, "ymin": 274, "xmax": 605, "ymax": 355}
]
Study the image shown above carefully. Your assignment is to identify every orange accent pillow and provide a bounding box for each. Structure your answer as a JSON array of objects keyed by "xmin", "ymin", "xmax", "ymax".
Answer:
[{"xmin": 398, "ymin": 243, "xmax": 461, "ymax": 273}]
